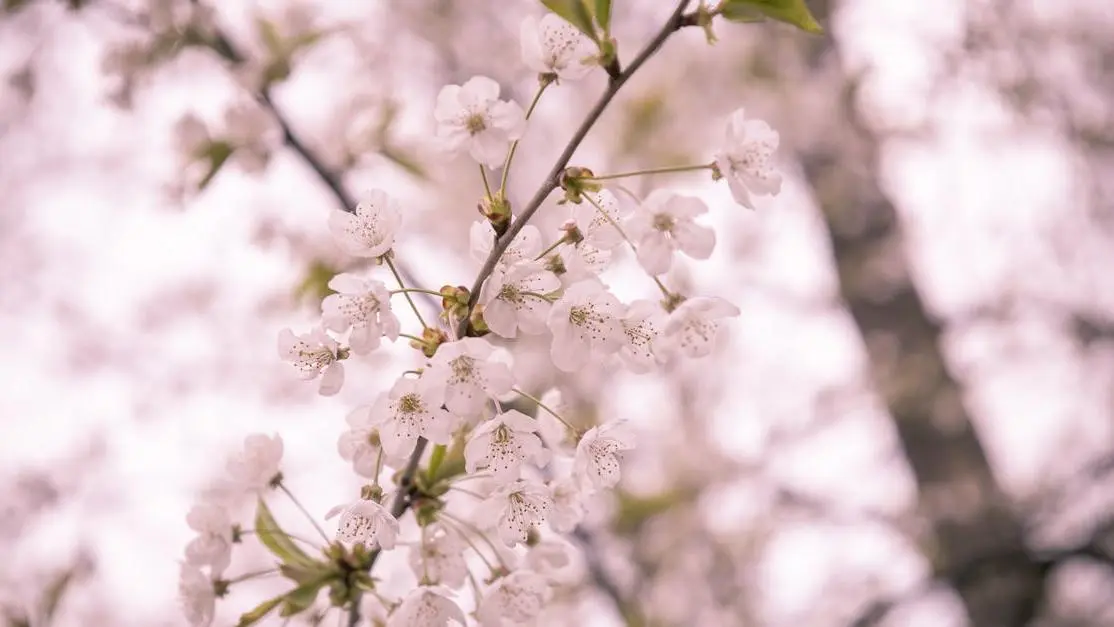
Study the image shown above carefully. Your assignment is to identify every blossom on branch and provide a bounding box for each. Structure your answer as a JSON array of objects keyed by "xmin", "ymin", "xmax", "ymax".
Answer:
[
  {"xmin": 226, "ymin": 433, "xmax": 283, "ymax": 494},
  {"xmin": 321, "ymin": 273, "xmax": 400, "ymax": 355},
  {"xmin": 277, "ymin": 327, "xmax": 344, "ymax": 396},
  {"xmin": 470, "ymin": 221, "xmax": 542, "ymax": 268},
  {"xmin": 575, "ymin": 421, "xmax": 636, "ymax": 491},
  {"xmin": 520, "ymin": 14, "xmax": 596, "ymax": 82},
  {"xmin": 388, "ymin": 586, "xmax": 467, "ymax": 627},
  {"xmin": 479, "ymin": 260, "xmax": 560, "ymax": 339},
  {"xmin": 427, "ymin": 338, "xmax": 515, "ymax": 417},
  {"xmin": 328, "ymin": 189, "xmax": 402, "ymax": 258},
  {"xmin": 435, "ymin": 76, "xmax": 526, "ymax": 168},
  {"xmin": 409, "ymin": 525, "xmax": 469, "ymax": 589},
  {"xmin": 476, "ymin": 570, "xmax": 552, "ymax": 626},
  {"xmin": 572, "ymin": 190, "xmax": 628, "ymax": 250},
  {"xmin": 655, "ymin": 296, "xmax": 741, "ymax": 359},
  {"xmin": 714, "ymin": 108, "xmax": 783, "ymax": 209},
  {"xmin": 177, "ymin": 563, "xmax": 216, "ymax": 627},
  {"xmin": 183, "ymin": 503, "xmax": 233, "ymax": 576},
  {"xmin": 625, "ymin": 191, "xmax": 716, "ymax": 275},
  {"xmin": 337, "ymin": 406, "xmax": 384, "ymax": 478},
  {"xmin": 619, "ymin": 299, "xmax": 667, "ymax": 373},
  {"xmin": 465, "ymin": 409, "xmax": 551, "ymax": 483},
  {"xmin": 371, "ymin": 376, "xmax": 456, "ymax": 457},
  {"xmin": 547, "ymin": 279, "xmax": 625, "ymax": 372},
  {"xmin": 480, "ymin": 480, "xmax": 554, "ymax": 547},
  {"xmin": 326, "ymin": 498, "xmax": 399, "ymax": 550}
]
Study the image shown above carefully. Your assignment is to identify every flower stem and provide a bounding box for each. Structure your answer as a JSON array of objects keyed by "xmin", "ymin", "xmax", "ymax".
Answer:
[
  {"xmin": 399, "ymin": 332, "xmax": 426, "ymax": 343},
  {"xmin": 583, "ymin": 163, "xmax": 712, "ymax": 181},
  {"xmin": 480, "ymin": 164, "xmax": 493, "ymax": 198},
  {"xmin": 500, "ymin": 80, "xmax": 552, "ymax": 195},
  {"xmin": 225, "ymin": 568, "xmax": 279, "ymax": 585},
  {"xmin": 391, "ymin": 287, "xmax": 444, "ymax": 298},
  {"xmin": 512, "ymin": 387, "xmax": 578, "ymax": 433},
  {"xmin": 534, "ymin": 234, "xmax": 570, "ymax": 261},
  {"xmin": 277, "ymin": 482, "xmax": 331, "ymax": 542},
  {"xmin": 385, "ymin": 255, "xmax": 429, "ymax": 329}
]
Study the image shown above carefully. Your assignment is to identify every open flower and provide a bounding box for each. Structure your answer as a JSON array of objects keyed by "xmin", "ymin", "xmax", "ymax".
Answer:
[
  {"xmin": 714, "ymin": 108, "xmax": 782, "ymax": 209},
  {"xmin": 655, "ymin": 296, "xmax": 741, "ymax": 359},
  {"xmin": 547, "ymin": 476, "xmax": 586, "ymax": 532},
  {"xmin": 328, "ymin": 189, "xmax": 402, "ymax": 257},
  {"xmin": 575, "ymin": 421, "xmax": 636, "ymax": 491},
  {"xmin": 326, "ymin": 498, "xmax": 399, "ymax": 550},
  {"xmin": 388, "ymin": 586, "xmax": 467, "ymax": 627},
  {"xmin": 178, "ymin": 563, "xmax": 216, "ymax": 627},
  {"xmin": 410, "ymin": 525, "xmax": 469, "ymax": 589},
  {"xmin": 337, "ymin": 406, "xmax": 383, "ymax": 478},
  {"xmin": 476, "ymin": 570, "xmax": 552, "ymax": 626},
  {"xmin": 435, "ymin": 76, "xmax": 526, "ymax": 168},
  {"xmin": 226, "ymin": 433, "xmax": 283, "ymax": 493},
  {"xmin": 277, "ymin": 327, "xmax": 344, "ymax": 396},
  {"xmin": 480, "ymin": 480, "xmax": 553, "ymax": 547},
  {"xmin": 520, "ymin": 14, "xmax": 595, "ymax": 81},
  {"xmin": 184, "ymin": 503, "xmax": 233, "ymax": 575},
  {"xmin": 426, "ymin": 338, "xmax": 515, "ymax": 417},
  {"xmin": 547, "ymin": 279, "xmax": 624, "ymax": 372},
  {"xmin": 625, "ymin": 191, "xmax": 716, "ymax": 275},
  {"xmin": 465, "ymin": 409, "xmax": 551, "ymax": 483},
  {"xmin": 470, "ymin": 221, "xmax": 542, "ymax": 267},
  {"xmin": 618, "ymin": 299, "xmax": 667, "ymax": 373},
  {"xmin": 479, "ymin": 260, "xmax": 560, "ymax": 338},
  {"xmin": 572, "ymin": 190, "xmax": 627, "ymax": 250},
  {"xmin": 371, "ymin": 376, "xmax": 456, "ymax": 457},
  {"xmin": 321, "ymin": 274, "xmax": 399, "ymax": 355}
]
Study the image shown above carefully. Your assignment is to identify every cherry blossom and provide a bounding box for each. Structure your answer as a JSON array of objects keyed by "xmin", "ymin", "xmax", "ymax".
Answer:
[
  {"xmin": 337, "ymin": 406, "xmax": 383, "ymax": 478},
  {"xmin": 328, "ymin": 189, "xmax": 402, "ymax": 258},
  {"xmin": 277, "ymin": 326, "xmax": 344, "ymax": 396},
  {"xmin": 178, "ymin": 563, "xmax": 215, "ymax": 627},
  {"xmin": 226, "ymin": 433, "xmax": 283, "ymax": 493},
  {"xmin": 479, "ymin": 260, "xmax": 560, "ymax": 338},
  {"xmin": 465, "ymin": 409, "xmax": 551, "ymax": 483},
  {"xmin": 624, "ymin": 191, "xmax": 716, "ymax": 275},
  {"xmin": 547, "ymin": 279, "xmax": 625, "ymax": 372},
  {"xmin": 655, "ymin": 296, "xmax": 741, "ymax": 359},
  {"xmin": 575, "ymin": 421, "xmax": 636, "ymax": 490},
  {"xmin": 435, "ymin": 76, "xmax": 526, "ymax": 168},
  {"xmin": 183, "ymin": 503, "xmax": 233, "ymax": 575},
  {"xmin": 476, "ymin": 570, "xmax": 551, "ymax": 626},
  {"xmin": 542, "ymin": 241, "xmax": 611, "ymax": 287},
  {"xmin": 523, "ymin": 540, "xmax": 577, "ymax": 579},
  {"xmin": 619, "ymin": 299, "xmax": 667, "ymax": 373},
  {"xmin": 520, "ymin": 14, "xmax": 595, "ymax": 82},
  {"xmin": 326, "ymin": 498, "xmax": 399, "ymax": 549},
  {"xmin": 371, "ymin": 376, "xmax": 456, "ymax": 457},
  {"xmin": 427, "ymin": 338, "xmax": 515, "ymax": 417},
  {"xmin": 387, "ymin": 586, "xmax": 467, "ymax": 627},
  {"xmin": 572, "ymin": 190, "xmax": 627, "ymax": 250},
  {"xmin": 547, "ymin": 476, "xmax": 586, "ymax": 533},
  {"xmin": 470, "ymin": 221, "xmax": 542, "ymax": 267},
  {"xmin": 410, "ymin": 525, "xmax": 469, "ymax": 589},
  {"xmin": 714, "ymin": 107, "xmax": 782, "ymax": 209},
  {"xmin": 480, "ymin": 480, "xmax": 553, "ymax": 546},
  {"xmin": 321, "ymin": 274, "xmax": 399, "ymax": 355}
]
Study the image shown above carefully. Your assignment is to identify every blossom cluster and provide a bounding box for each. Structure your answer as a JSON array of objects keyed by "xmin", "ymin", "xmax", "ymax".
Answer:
[{"xmin": 177, "ymin": 9, "xmax": 783, "ymax": 627}]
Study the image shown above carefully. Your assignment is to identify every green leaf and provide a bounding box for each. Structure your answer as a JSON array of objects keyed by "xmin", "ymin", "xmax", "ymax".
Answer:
[
  {"xmin": 721, "ymin": 0, "xmax": 824, "ymax": 34},
  {"xmin": 541, "ymin": 0, "xmax": 599, "ymax": 42},
  {"xmin": 254, "ymin": 498, "xmax": 318, "ymax": 569},
  {"xmin": 592, "ymin": 0, "xmax": 612, "ymax": 33},
  {"xmin": 279, "ymin": 576, "xmax": 332, "ymax": 617},
  {"xmin": 237, "ymin": 596, "xmax": 283, "ymax": 627}
]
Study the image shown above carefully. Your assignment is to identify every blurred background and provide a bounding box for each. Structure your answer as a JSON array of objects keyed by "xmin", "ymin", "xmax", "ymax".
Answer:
[{"xmin": 1, "ymin": 0, "xmax": 1113, "ymax": 625}]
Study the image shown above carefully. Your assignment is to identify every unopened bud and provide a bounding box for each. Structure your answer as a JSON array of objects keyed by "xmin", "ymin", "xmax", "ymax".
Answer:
[
  {"xmin": 409, "ymin": 327, "xmax": 449, "ymax": 358},
  {"xmin": 439, "ymin": 285, "xmax": 471, "ymax": 321},
  {"xmin": 559, "ymin": 166, "xmax": 601, "ymax": 204},
  {"xmin": 479, "ymin": 192, "xmax": 512, "ymax": 236},
  {"xmin": 468, "ymin": 304, "xmax": 490, "ymax": 337}
]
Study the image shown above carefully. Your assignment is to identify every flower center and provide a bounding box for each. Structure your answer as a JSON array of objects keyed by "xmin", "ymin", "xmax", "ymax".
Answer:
[
  {"xmin": 500, "ymin": 283, "xmax": 523, "ymax": 303},
  {"xmin": 569, "ymin": 306, "xmax": 589, "ymax": 326},
  {"xmin": 652, "ymin": 213, "xmax": 675, "ymax": 232},
  {"xmin": 399, "ymin": 393, "xmax": 423, "ymax": 414},
  {"xmin": 465, "ymin": 113, "xmax": 487, "ymax": 135}
]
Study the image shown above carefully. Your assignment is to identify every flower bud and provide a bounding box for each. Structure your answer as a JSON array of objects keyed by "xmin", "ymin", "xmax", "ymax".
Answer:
[
  {"xmin": 479, "ymin": 192, "xmax": 512, "ymax": 236},
  {"xmin": 559, "ymin": 166, "xmax": 601, "ymax": 204}
]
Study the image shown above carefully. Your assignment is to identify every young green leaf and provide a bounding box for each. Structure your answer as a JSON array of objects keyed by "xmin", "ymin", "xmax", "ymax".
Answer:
[
  {"xmin": 254, "ymin": 498, "xmax": 318, "ymax": 569},
  {"xmin": 541, "ymin": 0, "xmax": 600, "ymax": 42},
  {"xmin": 721, "ymin": 0, "xmax": 824, "ymax": 34},
  {"xmin": 279, "ymin": 576, "xmax": 334, "ymax": 617},
  {"xmin": 593, "ymin": 0, "xmax": 612, "ymax": 34},
  {"xmin": 237, "ymin": 596, "xmax": 283, "ymax": 627}
]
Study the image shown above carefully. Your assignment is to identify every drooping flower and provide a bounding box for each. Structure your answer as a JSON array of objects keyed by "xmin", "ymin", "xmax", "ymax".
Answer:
[
  {"xmin": 714, "ymin": 108, "xmax": 782, "ymax": 209},
  {"xmin": 547, "ymin": 476, "xmax": 586, "ymax": 533},
  {"xmin": 470, "ymin": 221, "xmax": 542, "ymax": 267},
  {"xmin": 410, "ymin": 525, "xmax": 469, "ymax": 589},
  {"xmin": 520, "ymin": 14, "xmax": 595, "ymax": 82},
  {"xmin": 465, "ymin": 410, "xmax": 551, "ymax": 483},
  {"xmin": 184, "ymin": 503, "xmax": 233, "ymax": 575},
  {"xmin": 337, "ymin": 406, "xmax": 383, "ymax": 479},
  {"xmin": 572, "ymin": 190, "xmax": 628, "ymax": 250},
  {"xmin": 371, "ymin": 376, "xmax": 456, "ymax": 457},
  {"xmin": 178, "ymin": 563, "xmax": 216, "ymax": 627},
  {"xmin": 277, "ymin": 327, "xmax": 344, "ymax": 396},
  {"xmin": 226, "ymin": 433, "xmax": 283, "ymax": 493},
  {"xmin": 624, "ymin": 191, "xmax": 716, "ymax": 275},
  {"xmin": 479, "ymin": 260, "xmax": 560, "ymax": 339},
  {"xmin": 480, "ymin": 480, "xmax": 553, "ymax": 547},
  {"xmin": 546, "ymin": 279, "xmax": 625, "ymax": 372},
  {"xmin": 434, "ymin": 76, "xmax": 526, "ymax": 168},
  {"xmin": 655, "ymin": 296, "xmax": 741, "ymax": 359},
  {"xmin": 574, "ymin": 421, "xmax": 636, "ymax": 490},
  {"xmin": 321, "ymin": 274, "xmax": 399, "ymax": 355},
  {"xmin": 476, "ymin": 570, "xmax": 551, "ymax": 626},
  {"xmin": 328, "ymin": 189, "xmax": 402, "ymax": 258},
  {"xmin": 387, "ymin": 586, "xmax": 467, "ymax": 627},
  {"xmin": 426, "ymin": 338, "xmax": 515, "ymax": 417},
  {"xmin": 618, "ymin": 299, "xmax": 667, "ymax": 374},
  {"xmin": 326, "ymin": 498, "xmax": 399, "ymax": 550}
]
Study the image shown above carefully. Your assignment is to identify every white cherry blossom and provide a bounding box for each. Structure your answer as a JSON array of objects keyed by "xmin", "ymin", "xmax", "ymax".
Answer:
[
  {"xmin": 547, "ymin": 279, "xmax": 625, "ymax": 372},
  {"xmin": 624, "ymin": 191, "xmax": 716, "ymax": 275},
  {"xmin": 388, "ymin": 586, "xmax": 467, "ymax": 627},
  {"xmin": 277, "ymin": 327, "xmax": 344, "ymax": 396},
  {"xmin": 435, "ymin": 76, "xmax": 526, "ymax": 168},
  {"xmin": 326, "ymin": 498, "xmax": 399, "ymax": 550},
  {"xmin": 476, "ymin": 570, "xmax": 551, "ymax": 626},
  {"xmin": 337, "ymin": 406, "xmax": 383, "ymax": 478},
  {"xmin": 410, "ymin": 525, "xmax": 469, "ymax": 589},
  {"xmin": 321, "ymin": 274, "xmax": 400, "ymax": 355},
  {"xmin": 573, "ymin": 190, "xmax": 627, "ymax": 250},
  {"xmin": 465, "ymin": 409, "xmax": 551, "ymax": 483},
  {"xmin": 479, "ymin": 260, "xmax": 560, "ymax": 338},
  {"xmin": 547, "ymin": 476, "xmax": 586, "ymax": 533},
  {"xmin": 178, "ymin": 563, "xmax": 215, "ymax": 627},
  {"xmin": 371, "ymin": 376, "xmax": 456, "ymax": 457},
  {"xmin": 329, "ymin": 189, "xmax": 402, "ymax": 258},
  {"xmin": 714, "ymin": 108, "xmax": 782, "ymax": 209},
  {"xmin": 470, "ymin": 221, "xmax": 542, "ymax": 267},
  {"xmin": 655, "ymin": 296, "xmax": 741, "ymax": 359},
  {"xmin": 226, "ymin": 433, "xmax": 283, "ymax": 493},
  {"xmin": 543, "ymin": 241, "xmax": 611, "ymax": 287},
  {"xmin": 520, "ymin": 14, "xmax": 595, "ymax": 82},
  {"xmin": 427, "ymin": 338, "xmax": 515, "ymax": 417},
  {"xmin": 575, "ymin": 421, "xmax": 636, "ymax": 490},
  {"xmin": 480, "ymin": 479, "xmax": 553, "ymax": 546},
  {"xmin": 619, "ymin": 299, "xmax": 667, "ymax": 373},
  {"xmin": 184, "ymin": 503, "xmax": 233, "ymax": 575},
  {"xmin": 524, "ymin": 540, "xmax": 578, "ymax": 580}
]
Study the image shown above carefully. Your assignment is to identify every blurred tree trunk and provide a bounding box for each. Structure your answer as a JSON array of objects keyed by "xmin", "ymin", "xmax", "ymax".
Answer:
[{"xmin": 798, "ymin": 2, "xmax": 1045, "ymax": 624}]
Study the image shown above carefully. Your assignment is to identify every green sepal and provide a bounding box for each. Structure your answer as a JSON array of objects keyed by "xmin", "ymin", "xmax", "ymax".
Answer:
[
  {"xmin": 279, "ymin": 577, "xmax": 333, "ymax": 617},
  {"xmin": 721, "ymin": 0, "xmax": 824, "ymax": 34}
]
